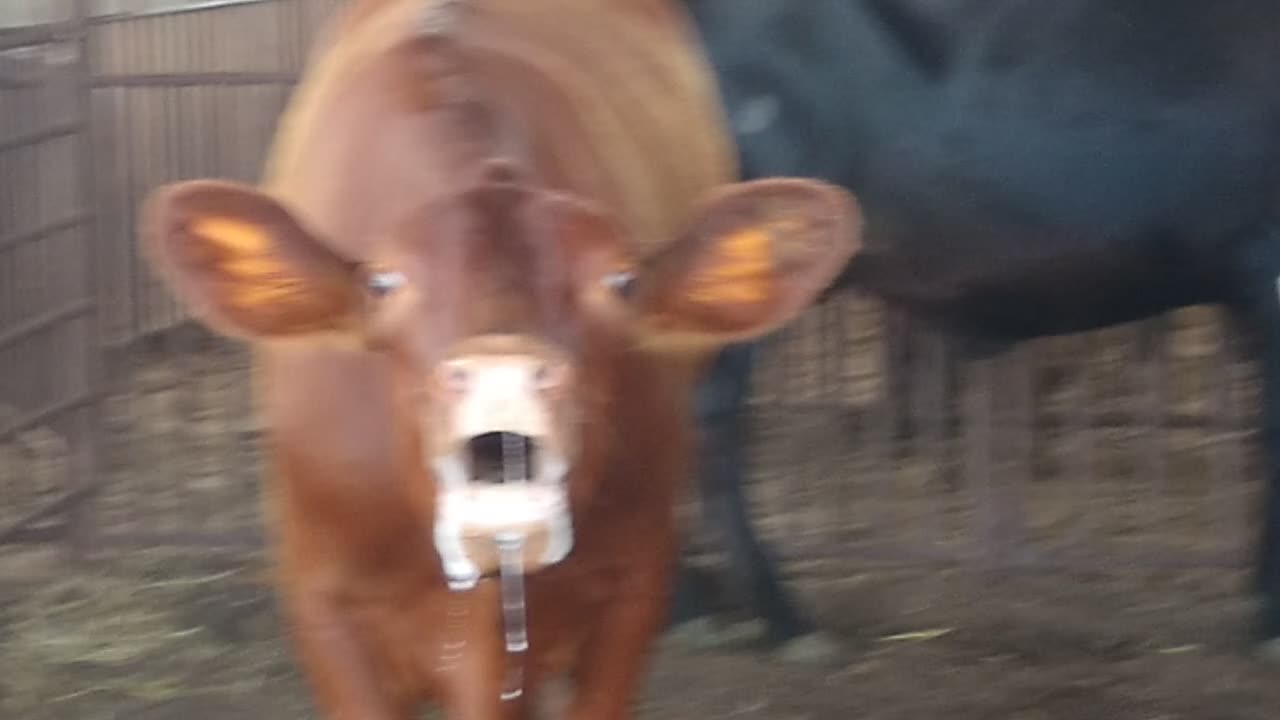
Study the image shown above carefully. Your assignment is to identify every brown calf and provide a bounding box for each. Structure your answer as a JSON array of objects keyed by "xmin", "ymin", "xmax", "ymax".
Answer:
[{"xmin": 138, "ymin": 1, "xmax": 861, "ymax": 718}]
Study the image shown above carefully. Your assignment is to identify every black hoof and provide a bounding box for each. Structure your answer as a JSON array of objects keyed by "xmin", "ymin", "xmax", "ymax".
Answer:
[
  {"xmin": 775, "ymin": 631, "xmax": 844, "ymax": 664},
  {"xmin": 664, "ymin": 617, "xmax": 767, "ymax": 652},
  {"xmin": 1256, "ymin": 601, "xmax": 1280, "ymax": 662},
  {"xmin": 1255, "ymin": 638, "xmax": 1280, "ymax": 664}
]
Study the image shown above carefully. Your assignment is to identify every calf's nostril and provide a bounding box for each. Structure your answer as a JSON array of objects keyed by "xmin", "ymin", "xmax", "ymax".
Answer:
[
  {"xmin": 533, "ymin": 362, "xmax": 568, "ymax": 390},
  {"xmin": 441, "ymin": 362, "xmax": 470, "ymax": 393}
]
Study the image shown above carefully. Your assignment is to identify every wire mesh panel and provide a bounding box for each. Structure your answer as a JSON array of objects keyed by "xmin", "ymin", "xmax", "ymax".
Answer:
[
  {"xmin": 91, "ymin": 0, "xmax": 308, "ymax": 344},
  {"xmin": 745, "ymin": 292, "xmax": 1261, "ymax": 574},
  {"xmin": 84, "ymin": 0, "xmax": 343, "ymax": 549},
  {"xmin": 1018, "ymin": 309, "xmax": 1260, "ymax": 569},
  {"xmin": 0, "ymin": 0, "xmax": 100, "ymax": 552}
]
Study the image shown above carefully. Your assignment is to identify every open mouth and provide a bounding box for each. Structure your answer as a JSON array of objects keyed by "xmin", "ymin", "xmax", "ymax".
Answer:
[
  {"xmin": 445, "ymin": 431, "xmax": 565, "ymax": 529},
  {"xmin": 432, "ymin": 431, "xmax": 573, "ymax": 590},
  {"xmin": 467, "ymin": 431, "xmax": 540, "ymax": 484}
]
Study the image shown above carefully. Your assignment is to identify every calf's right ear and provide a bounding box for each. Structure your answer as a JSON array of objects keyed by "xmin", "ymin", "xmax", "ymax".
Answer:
[
  {"xmin": 139, "ymin": 180, "xmax": 360, "ymax": 340},
  {"xmin": 630, "ymin": 178, "xmax": 861, "ymax": 351}
]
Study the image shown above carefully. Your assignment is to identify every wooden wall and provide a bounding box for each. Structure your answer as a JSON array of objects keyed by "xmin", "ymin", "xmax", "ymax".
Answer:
[{"xmin": 85, "ymin": 0, "xmax": 344, "ymax": 342}]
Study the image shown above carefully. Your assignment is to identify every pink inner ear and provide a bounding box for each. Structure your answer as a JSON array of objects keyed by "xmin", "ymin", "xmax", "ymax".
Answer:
[
  {"xmin": 630, "ymin": 181, "xmax": 861, "ymax": 346},
  {"xmin": 682, "ymin": 226, "xmax": 777, "ymax": 305},
  {"xmin": 141, "ymin": 184, "xmax": 360, "ymax": 340},
  {"xmin": 192, "ymin": 216, "xmax": 274, "ymax": 252}
]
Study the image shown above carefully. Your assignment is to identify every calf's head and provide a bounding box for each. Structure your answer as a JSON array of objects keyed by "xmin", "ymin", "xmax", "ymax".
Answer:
[{"xmin": 140, "ymin": 160, "xmax": 860, "ymax": 588}]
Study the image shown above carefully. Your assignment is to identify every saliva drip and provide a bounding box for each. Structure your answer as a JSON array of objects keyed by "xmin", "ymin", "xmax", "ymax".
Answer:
[{"xmin": 496, "ymin": 531, "xmax": 528, "ymax": 702}]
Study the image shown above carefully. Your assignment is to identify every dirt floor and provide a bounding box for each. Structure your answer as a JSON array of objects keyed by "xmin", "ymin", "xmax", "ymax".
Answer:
[
  {"xmin": 3, "ymin": 302, "xmax": 1280, "ymax": 719},
  {"xmin": 2, "ymin": 548, "xmax": 1279, "ymax": 720}
]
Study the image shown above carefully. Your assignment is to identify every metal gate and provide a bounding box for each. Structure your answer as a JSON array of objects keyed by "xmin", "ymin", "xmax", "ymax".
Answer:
[
  {"xmin": 0, "ymin": 1, "xmax": 101, "ymax": 555},
  {"xmin": 741, "ymin": 299, "xmax": 1260, "ymax": 572}
]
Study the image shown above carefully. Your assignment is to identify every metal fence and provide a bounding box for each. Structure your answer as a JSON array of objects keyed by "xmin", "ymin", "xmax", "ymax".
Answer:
[
  {"xmin": 90, "ymin": 0, "xmax": 344, "ymax": 344},
  {"xmin": 0, "ymin": 0, "xmax": 1265, "ymax": 574},
  {"xmin": 742, "ymin": 301, "xmax": 1259, "ymax": 572},
  {"xmin": 0, "ymin": 0, "xmax": 99, "ymax": 554}
]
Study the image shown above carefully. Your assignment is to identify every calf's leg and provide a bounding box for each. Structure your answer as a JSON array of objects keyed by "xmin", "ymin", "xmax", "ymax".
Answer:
[
  {"xmin": 568, "ymin": 558, "xmax": 675, "ymax": 719},
  {"xmin": 284, "ymin": 588, "xmax": 416, "ymax": 720}
]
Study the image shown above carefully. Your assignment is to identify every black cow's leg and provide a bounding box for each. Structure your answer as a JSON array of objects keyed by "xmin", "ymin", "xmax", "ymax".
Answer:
[
  {"xmin": 1229, "ymin": 236, "xmax": 1280, "ymax": 658},
  {"xmin": 672, "ymin": 343, "xmax": 770, "ymax": 630},
  {"xmin": 680, "ymin": 343, "xmax": 825, "ymax": 651},
  {"xmin": 1261, "ymin": 431, "xmax": 1280, "ymax": 653},
  {"xmin": 1243, "ymin": 307, "xmax": 1280, "ymax": 659},
  {"xmin": 668, "ymin": 562, "xmax": 716, "ymax": 627},
  {"xmin": 1249, "ymin": 302, "xmax": 1280, "ymax": 654}
]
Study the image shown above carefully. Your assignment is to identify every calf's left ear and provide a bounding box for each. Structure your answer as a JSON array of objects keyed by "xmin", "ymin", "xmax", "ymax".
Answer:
[
  {"xmin": 633, "ymin": 178, "xmax": 861, "ymax": 349},
  {"xmin": 139, "ymin": 180, "xmax": 360, "ymax": 341}
]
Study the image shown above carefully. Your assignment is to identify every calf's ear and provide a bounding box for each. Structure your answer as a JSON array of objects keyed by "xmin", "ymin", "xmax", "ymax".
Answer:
[
  {"xmin": 633, "ymin": 178, "xmax": 861, "ymax": 350},
  {"xmin": 139, "ymin": 180, "xmax": 360, "ymax": 340}
]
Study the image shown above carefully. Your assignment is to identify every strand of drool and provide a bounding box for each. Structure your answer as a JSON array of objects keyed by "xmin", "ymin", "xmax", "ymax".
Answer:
[
  {"xmin": 497, "ymin": 532, "xmax": 529, "ymax": 701},
  {"xmin": 497, "ymin": 430, "xmax": 529, "ymax": 702}
]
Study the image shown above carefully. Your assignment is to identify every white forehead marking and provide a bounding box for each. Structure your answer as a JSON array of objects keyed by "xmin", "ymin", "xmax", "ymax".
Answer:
[{"xmin": 734, "ymin": 94, "xmax": 781, "ymax": 136}]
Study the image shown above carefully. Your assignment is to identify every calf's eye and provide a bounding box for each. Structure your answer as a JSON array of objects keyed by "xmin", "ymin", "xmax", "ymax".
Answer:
[
  {"xmin": 602, "ymin": 270, "xmax": 637, "ymax": 300},
  {"xmin": 365, "ymin": 269, "xmax": 407, "ymax": 298}
]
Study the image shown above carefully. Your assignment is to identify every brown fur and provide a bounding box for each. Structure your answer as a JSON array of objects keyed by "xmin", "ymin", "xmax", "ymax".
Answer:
[
  {"xmin": 263, "ymin": 0, "xmax": 737, "ymax": 260},
  {"xmin": 257, "ymin": 7, "xmax": 730, "ymax": 708}
]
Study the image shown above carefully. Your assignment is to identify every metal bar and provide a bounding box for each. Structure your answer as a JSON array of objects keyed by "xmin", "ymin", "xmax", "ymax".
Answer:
[
  {"xmin": 775, "ymin": 541, "xmax": 977, "ymax": 567},
  {"xmin": 1213, "ymin": 317, "xmax": 1244, "ymax": 539},
  {"xmin": 92, "ymin": 71, "xmax": 296, "ymax": 87},
  {"xmin": 0, "ymin": 66, "xmax": 40, "ymax": 89},
  {"xmin": 1007, "ymin": 346, "xmax": 1032, "ymax": 563},
  {"xmin": 978, "ymin": 347, "xmax": 1031, "ymax": 567},
  {"xmin": 964, "ymin": 346, "xmax": 1031, "ymax": 568},
  {"xmin": 919, "ymin": 330, "xmax": 950, "ymax": 547},
  {"xmin": 172, "ymin": 329, "xmax": 204, "ymax": 536},
  {"xmin": 1139, "ymin": 318, "xmax": 1170, "ymax": 525},
  {"xmin": 155, "ymin": 83, "xmax": 185, "ymax": 539},
  {"xmin": 0, "ymin": 298, "xmax": 92, "ymax": 351},
  {"xmin": 0, "ymin": 486, "xmax": 98, "ymax": 547},
  {"xmin": 923, "ymin": 332, "xmax": 948, "ymax": 455},
  {"xmin": 1023, "ymin": 548, "xmax": 1248, "ymax": 571},
  {"xmin": 776, "ymin": 540, "xmax": 1245, "ymax": 571},
  {"xmin": 89, "ymin": 0, "xmax": 271, "ymax": 26},
  {"xmin": 0, "ymin": 22, "xmax": 80, "ymax": 52},
  {"xmin": 69, "ymin": 0, "xmax": 105, "ymax": 561},
  {"xmin": 816, "ymin": 295, "xmax": 844, "ymax": 542},
  {"xmin": 0, "ymin": 122, "xmax": 84, "ymax": 154},
  {"xmin": 94, "ymin": 530, "xmax": 266, "ymax": 550},
  {"xmin": 0, "ymin": 524, "xmax": 67, "ymax": 545},
  {"xmin": 874, "ymin": 307, "xmax": 906, "ymax": 543},
  {"xmin": 1065, "ymin": 334, "xmax": 1096, "ymax": 550},
  {"xmin": 126, "ymin": 53, "xmax": 149, "ymax": 343},
  {"xmin": 966, "ymin": 355, "xmax": 998, "ymax": 564},
  {"xmin": 725, "ymin": 402, "xmax": 1253, "ymax": 434},
  {"xmin": 0, "ymin": 390, "xmax": 100, "ymax": 444},
  {"xmin": 0, "ymin": 213, "xmax": 90, "ymax": 253}
]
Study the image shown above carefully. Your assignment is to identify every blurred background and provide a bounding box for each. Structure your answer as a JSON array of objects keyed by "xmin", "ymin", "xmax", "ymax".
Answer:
[{"xmin": 1, "ymin": 1, "xmax": 1277, "ymax": 718}]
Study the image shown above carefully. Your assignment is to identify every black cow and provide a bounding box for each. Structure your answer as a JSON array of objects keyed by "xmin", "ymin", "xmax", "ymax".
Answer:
[{"xmin": 673, "ymin": 0, "xmax": 1280, "ymax": 659}]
